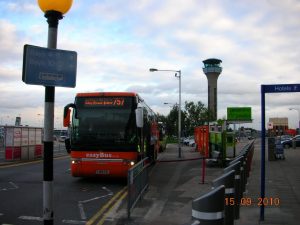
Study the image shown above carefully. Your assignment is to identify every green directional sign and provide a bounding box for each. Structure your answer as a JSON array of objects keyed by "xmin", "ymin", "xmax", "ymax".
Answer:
[{"xmin": 227, "ymin": 107, "xmax": 252, "ymax": 121}]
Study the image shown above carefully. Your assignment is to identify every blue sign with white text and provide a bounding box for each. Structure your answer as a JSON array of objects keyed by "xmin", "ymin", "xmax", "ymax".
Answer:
[
  {"xmin": 262, "ymin": 84, "xmax": 300, "ymax": 93},
  {"xmin": 22, "ymin": 45, "xmax": 77, "ymax": 88}
]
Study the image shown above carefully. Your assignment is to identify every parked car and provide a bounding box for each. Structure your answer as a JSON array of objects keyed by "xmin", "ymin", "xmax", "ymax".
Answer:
[
  {"xmin": 280, "ymin": 135, "xmax": 292, "ymax": 142},
  {"xmin": 281, "ymin": 135, "xmax": 300, "ymax": 148},
  {"xmin": 188, "ymin": 139, "xmax": 196, "ymax": 147},
  {"xmin": 183, "ymin": 136, "xmax": 195, "ymax": 146}
]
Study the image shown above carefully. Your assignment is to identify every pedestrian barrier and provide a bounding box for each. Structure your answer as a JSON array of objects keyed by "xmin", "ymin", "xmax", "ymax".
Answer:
[
  {"xmin": 229, "ymin": 155, "xmax": 246, "ymax": 193},
  {"xmin": 192, "ymin": 185, "xmax": 225, "ymax": 225},
  {"xmin": 192, "ymin": 141, "xmax": 255, "ymax": 224},
  {"xmin": 224, "ymin": 161, "xmax": 242, "ymax": 219},
  {"xmin": 212, "ymin": 170, "xmax": 235, "ymax": 225},
  {"xmin": 245, "ymin": 142, "xmax": 254, "ymax": 177},
  {"xmin": 233, "ymin": 141, "xmax": 255, "ymax": 190},
  {"xmin": 127, "ymin": 157, "xmax": 149, "ymax": 218}
]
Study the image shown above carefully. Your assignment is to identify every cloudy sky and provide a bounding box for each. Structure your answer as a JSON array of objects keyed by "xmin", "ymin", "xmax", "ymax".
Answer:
[{"xmin": 0, "ymin": 0, "xmax": 300, "ymax": 130}]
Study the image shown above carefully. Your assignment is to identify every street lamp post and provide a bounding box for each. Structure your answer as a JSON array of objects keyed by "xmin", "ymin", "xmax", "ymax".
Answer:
[
  {"xmin": 289, "ymin": 108, "xmax": 300, "ymax": 133},
  {"xmin": 37, "ymin": 1, "xmax": 73, "ymax": 224},
  {"xmin": 150, "ymin": 68, "xmax": 182, "ymax": 158}
]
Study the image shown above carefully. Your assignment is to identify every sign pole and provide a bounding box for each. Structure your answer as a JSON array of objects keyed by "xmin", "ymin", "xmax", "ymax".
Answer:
[
  {"xmin": 43, "ymin": 11, "xmax": 62, "ymax": 225},
  {"xmin": 260, "ymin": 85, "xmax": 266, "ymax": 221}
]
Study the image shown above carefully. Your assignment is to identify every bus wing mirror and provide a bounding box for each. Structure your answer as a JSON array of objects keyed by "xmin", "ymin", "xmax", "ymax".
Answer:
[
  {"xmin": 63, "ymin": 103, "xmax": 76, "ymax": 127},
  {"xmin": 135, "ymin": 107, "xmax": 144, "ymax": 128},
  {"xmin": 63, "ymin": 108, "xmax": 71, "ymax": 127}
]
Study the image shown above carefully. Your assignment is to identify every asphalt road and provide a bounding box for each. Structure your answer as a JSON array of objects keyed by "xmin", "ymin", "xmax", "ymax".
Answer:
[{"xmin": 0, "ymin": 156, "xmax": 127, "ymax": 225}]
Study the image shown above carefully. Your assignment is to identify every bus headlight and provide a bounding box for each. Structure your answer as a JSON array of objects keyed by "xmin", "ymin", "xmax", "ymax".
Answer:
[
  {"xmin": 123, "ymin": 159, "xmax": 135, "ymax": 166},
  {"xmin": 71, "ymin": 158, "xmax": 81, "ymax": 164}
]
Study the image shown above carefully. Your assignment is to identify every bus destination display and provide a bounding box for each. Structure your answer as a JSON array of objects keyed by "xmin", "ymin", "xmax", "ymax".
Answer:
[{"xmin": 83, "ymin": 97, "xmax": 130, "ymax": 108}]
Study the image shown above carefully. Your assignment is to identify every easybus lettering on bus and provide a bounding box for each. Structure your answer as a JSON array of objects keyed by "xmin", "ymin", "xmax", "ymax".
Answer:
[{"xmin": 86, "ymin": 153, "xmax": 113, "ymax": 158}]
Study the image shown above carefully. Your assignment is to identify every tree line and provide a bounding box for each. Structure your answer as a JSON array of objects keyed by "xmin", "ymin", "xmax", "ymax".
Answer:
[{"xmin": 157, "ymin": 101, "xmax": 213, "ymax": 137}]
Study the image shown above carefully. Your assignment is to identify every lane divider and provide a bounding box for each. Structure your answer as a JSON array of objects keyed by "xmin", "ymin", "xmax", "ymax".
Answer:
[
  {"xmin": 86, "ymin": 187, "xmax": 127, "ymax": 225},
  {"xmin": 96, "ymin": 189, "xmax": 127, "ymax": 225}
]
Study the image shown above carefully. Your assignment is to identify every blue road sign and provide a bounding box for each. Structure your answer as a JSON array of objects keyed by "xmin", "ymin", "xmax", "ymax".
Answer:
[
  {"xmin": 22, "ymin": 44, "xmax": 77, "ymax": 88},
  {"xmin": 262, "ymin": 84, "xmax": 300, "ymax": 93}
]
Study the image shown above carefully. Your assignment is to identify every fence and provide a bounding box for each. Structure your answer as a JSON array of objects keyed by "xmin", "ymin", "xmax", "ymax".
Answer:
[
  {"xmin": 127, "ymin": 157, "xmax": 149, "ymax": 218},
  {"xmin": 3, "ymin": 126, "xmax": 43, "ymax": 161}
]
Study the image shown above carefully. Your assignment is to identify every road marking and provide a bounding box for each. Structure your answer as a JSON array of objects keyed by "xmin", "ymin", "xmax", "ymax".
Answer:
[
  {"xmin": 62, "ymin": 219, "xmax": 86, "ymax": 224},
  {"xmin": 102, "ymin": 186, "xmax": 113, "ymax": 195},
  {"xmin": 9, "ymin": 182, "xmax": 18, "ymax": 189},
  {"xmin": 86, "ymin": 187, "xmax": 127, "ymax": 225},
  {"xmin": 96, "ymin": 189, "xmax": 127, "ymax": 225},
  {"xmin": 19, "ymin": 215, "xmax": 43, "ymax": 221},
  {"xmin": 78, "ymin": 186, "xmax": 114, "ymax": 220},
  {"xmin": 79, "ymin": 194, "xmax": 113, "ymax": 204},
  {"xmin": 78, "ymin": 202, "xmax": 86, "ymax": 220},
  {"xmin": 0, "ymin": 182, "xmax": 19, "ymax": 191}
]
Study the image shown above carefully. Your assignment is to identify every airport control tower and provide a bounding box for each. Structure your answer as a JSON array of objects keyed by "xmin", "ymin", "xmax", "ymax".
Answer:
[{"xmin": 202, "ymin": 58, "xmax": 222, "ymax": 121}]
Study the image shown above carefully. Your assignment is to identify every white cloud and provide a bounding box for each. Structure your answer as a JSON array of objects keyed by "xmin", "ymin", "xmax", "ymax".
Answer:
[{"xmin": 0, "ymin": 20, "xmax": 22, "ymax": 62}]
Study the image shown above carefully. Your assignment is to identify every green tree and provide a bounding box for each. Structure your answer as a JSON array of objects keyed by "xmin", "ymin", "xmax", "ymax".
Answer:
[
  {"xmin": 160, "ymin": 101, "xmax": 209, "ymax": 137},
  {"xmin": 165, "ymin": 105, "xmax": 177, "ymax": 136},
  {"xmin": 183, "ymin": 101, "xmax": 209, "ymax": 135}
]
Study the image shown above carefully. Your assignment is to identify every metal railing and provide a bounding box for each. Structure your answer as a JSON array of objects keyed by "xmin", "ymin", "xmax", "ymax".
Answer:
[{"xmin": 127, "ymin": 157, "xmax": 149, "ymax": 218}]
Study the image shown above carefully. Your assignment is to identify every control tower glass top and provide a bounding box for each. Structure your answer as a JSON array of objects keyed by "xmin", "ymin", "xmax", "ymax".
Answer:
[{"xmin": 203, "ymin": 58, "xmax": 222, "ymax": 73}]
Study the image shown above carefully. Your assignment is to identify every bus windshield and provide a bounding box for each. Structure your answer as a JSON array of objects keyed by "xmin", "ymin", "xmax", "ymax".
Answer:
[{"xmin": 71, "ymin": 96, "xmax": 137, "ymax": 151}]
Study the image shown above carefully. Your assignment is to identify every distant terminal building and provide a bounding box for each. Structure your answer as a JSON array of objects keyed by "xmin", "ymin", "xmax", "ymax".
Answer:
[{"xmin": 268, "ymin": 117, "xmax": 288, "ymax": 135}]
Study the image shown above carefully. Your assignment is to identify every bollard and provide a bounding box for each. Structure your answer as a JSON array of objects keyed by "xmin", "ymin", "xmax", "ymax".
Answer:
[
  {"xmin": 212, "ymin": 170, "xmax": 235, "ymax": 225},
  {"xmin": 224, "ymin": 161, "xmax": 241, "ymax": 219},
  {"xmin": 192, "ymin": 185, "xmax": 225, "ymax": 225},
  {"xmin": 230, "ymin": 155, "xmax": 246, "ymax": 194}
]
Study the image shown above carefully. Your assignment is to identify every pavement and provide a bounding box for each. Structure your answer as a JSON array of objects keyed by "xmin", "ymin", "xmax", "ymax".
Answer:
[
  {"xmin": 236, "ymin": 139, "xmax": 300, "ymax": 225},
  {"xmin": 110, "ymin": 139, "xmax": 300, "ymax": 225}
]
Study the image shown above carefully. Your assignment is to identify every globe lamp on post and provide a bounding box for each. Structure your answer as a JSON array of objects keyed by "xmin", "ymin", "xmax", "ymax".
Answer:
[
  {"xmin": 38, "ymin": 0, "xmax": 73, "ymax": 15},
  {"xmin": 37, "ymin": 1, "xmax": 73, "ymax": 225}
]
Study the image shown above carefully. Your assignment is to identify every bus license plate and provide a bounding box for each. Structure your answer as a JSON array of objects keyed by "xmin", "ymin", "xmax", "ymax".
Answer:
[{"xmin": 96, "ymin": 170, "xmax": 110, "ymax": 175}]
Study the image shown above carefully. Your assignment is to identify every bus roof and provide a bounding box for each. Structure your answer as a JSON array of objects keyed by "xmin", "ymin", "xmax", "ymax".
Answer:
[{"xmin": 76, "ymin": 92, "xmax": 138, "ymax": 97}]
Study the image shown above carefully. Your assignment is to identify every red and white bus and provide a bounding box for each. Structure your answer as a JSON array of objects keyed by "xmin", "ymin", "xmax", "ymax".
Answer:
[{"xmin": 63, "ymin": 92, "xmax": 160, "ymax": 177}]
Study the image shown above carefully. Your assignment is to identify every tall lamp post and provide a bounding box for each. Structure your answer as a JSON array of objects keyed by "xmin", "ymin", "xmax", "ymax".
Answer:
[
  {"xmin": 37, "ymin": 1, "xmax": 73, "ymax": 224},
  {"xmin": 289, "ymin": 108, "xmax": 300, "ymax": 133},
  {"xmin": 150, "ymin": 68, "xmax": 182, "ymax": 158}
]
